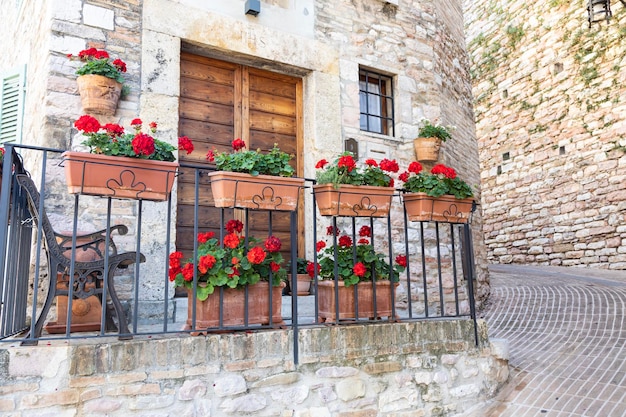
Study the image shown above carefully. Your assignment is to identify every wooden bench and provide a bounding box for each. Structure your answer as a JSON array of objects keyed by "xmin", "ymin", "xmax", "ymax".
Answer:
[{"xmin": 15, "ymin": 172, "xmax": 145, "ymax": 344}]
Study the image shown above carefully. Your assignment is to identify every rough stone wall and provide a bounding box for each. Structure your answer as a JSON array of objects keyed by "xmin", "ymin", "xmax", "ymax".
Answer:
[
  {"xmin": 2, "ymin": 0, "xmax": 488, "ymax": 315},
  {"xmin": 314, "ymin": 0, "xmax": 489, "ymax": 303},
  {"xmin": 0, "ymin": 321, "xmax": 509, "ymax": 416},
  {"xmin": 465, "ymin": 0, "xmax": 626, "ymax": 269}
]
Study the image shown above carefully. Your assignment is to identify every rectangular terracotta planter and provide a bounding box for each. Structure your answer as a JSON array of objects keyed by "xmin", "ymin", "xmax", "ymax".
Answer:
[
  {"xmin": 402, "ymin": 192, "xmax": 473, "ymax": 223},
  {"xmin": 184, "ymin": 282, "xmax": 285, "ymax": 335},
  {"xmin": 313, "ymin": 183, "xmax": 395, "ymax": 217},
  {"xmin": 317, "ymin": 280, "xmax": 397, "ymax": 322},
  {"xmin": 62, "ymin": 151, "xmax": 178, "ymax": 201},
  {"xmin": 209, "ymin": 171, "xmax": 304, "ymax": 211}
]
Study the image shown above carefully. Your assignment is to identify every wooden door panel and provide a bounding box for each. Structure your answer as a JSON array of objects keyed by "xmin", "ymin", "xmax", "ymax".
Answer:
[
  {"xmin": 178, "ymin": 53, "xmax": 302, "ymax": 270},
  {"xmin": 179, "ymin": 118, "xmax": 235, "ymax": 143},
  {"xmin": 249, "ymin": 110, "xmax": 296, "ymax": 136},
  {"xmin": 179, "ymin": 97, "xmax": 234, "ymax": 125},
  {"xmin": 249, "ymin": 72, "xmax": 297, "ymax": 98},
  {"xmin": 249, "ymin": 90, "xmax": 296, "ymax": 117},
  {"xmin": 181, "ymin": 77, "xmax": 234, "ymax": 105},
  {"xmin": 249, "ymin": 131, "xmax": 297, "ymax": 155}
]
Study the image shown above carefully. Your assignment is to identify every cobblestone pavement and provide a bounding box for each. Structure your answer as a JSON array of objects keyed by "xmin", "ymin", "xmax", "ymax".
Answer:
[{"xmin": 463, "ymin": 264, "xmax": 626, "ymax": 417}]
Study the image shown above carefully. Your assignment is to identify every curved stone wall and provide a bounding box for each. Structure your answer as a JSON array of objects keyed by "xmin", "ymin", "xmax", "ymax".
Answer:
[{"xmin": 465, "ymin": 0, "xmax": 626, "ymax": 269}]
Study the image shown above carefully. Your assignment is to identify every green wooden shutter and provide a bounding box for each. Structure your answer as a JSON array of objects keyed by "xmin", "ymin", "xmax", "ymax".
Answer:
[{"xmin": 0, "ymin": 65, "xmax": 26, "ymax": 144}]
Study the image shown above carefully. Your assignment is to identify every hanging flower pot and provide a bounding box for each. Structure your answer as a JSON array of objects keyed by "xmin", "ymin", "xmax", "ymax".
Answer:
[
  {"xmin": 317, "ymin": 281, "xmax": 398, "ymax": 322},
  {"xmin": 414, "ymin": 119, "xmax": 454, "ymax": 162},
  {"xmin": 413, "ymin": 136, "xmax": 442, "ymax": 162},
  {"xmin": 69, "ymin": 48, "xmax": 127, "ymax": 116},
  {"xmin": 402, "ymin": 192, "xmax": 474, "ymax": 223},
  {"xmin": 209, "ymin": 171, "xmax": 304, "ymax": 211},
  {"xmin": 62, "ymin": 151, "xmax": 178, "ymax": 201},
  {"xmin": 184, "ymin": 282, "xmax": 286, "ymax": 335},
  {"xmin": 76, "ymin": 74, "xmax": 122, "ymax": 116},
  {"xmin": 313, "ymin": 183, "xmax": 395, "ymax": 217}
]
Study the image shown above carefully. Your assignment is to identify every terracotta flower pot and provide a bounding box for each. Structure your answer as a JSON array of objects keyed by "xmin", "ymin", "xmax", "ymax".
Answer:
[
  {"xmin": 287, "ymin": 273, "xmax": 312, "ymax": 296},
  {"xmin": 184, "ymin": 282, "xmax": 285, "ymax": 335},
  {"xmin": 402, "ymin": 192, "xmax": 473, "ymax": 223},
  {"xmin": 413, "ymin": 137, "xmax": 442, "ymax": 162},
  {"xmin": 209, "ymin": 171, "xmax": 304, "ymax": 211},
  {"xmin": 76, "ymin": 74, "xmax": 122, "ymax": 116},
  {"xmin": 317, "ymin": 280, "xmax": 398, "ymax": 322},
  {"xmin": 62, "ymin": 151, "xmax": 178, "ymax": 201},
  {"xmin": 312, "ymin": 183, "xmax": 395, "ymax": 217}
]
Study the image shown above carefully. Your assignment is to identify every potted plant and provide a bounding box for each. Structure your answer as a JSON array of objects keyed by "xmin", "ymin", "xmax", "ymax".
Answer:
[
  {"xmin": 313, "ymin": 152, "xmax": 399, "ymax": 217},
  {"xmin": 206, "ymin": 139, "xmax": 304, "ymax": 211},
  {"xmin": 68, "ymin": 48, "xmax": 127, "ymax": 115},
  {"xmin": 414, "ymin": 119, "xmax": 454, "ymax": 162},
  {"xmin": 63, "ymin": 115, "xmax": 194, "ymax": 201},
  {"xmin": 313, "ymin": 224, "xmax": 406, "ymax": 322},
  {"xmin": 168, "ymin": 219, "xmax": 287, "ymax": 333},
  {"xmin": 286, "ymin": 257, "xmax": 313, "ymax": 296},
  {"xmin": 398, "ymin": 161, "xmax": 475, "ymax": 223}
]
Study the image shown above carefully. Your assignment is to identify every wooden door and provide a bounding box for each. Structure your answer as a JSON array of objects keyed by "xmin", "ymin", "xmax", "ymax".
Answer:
[{"xmin": 177, "ymin": 53, "xmax": 303, "ymax": 265}]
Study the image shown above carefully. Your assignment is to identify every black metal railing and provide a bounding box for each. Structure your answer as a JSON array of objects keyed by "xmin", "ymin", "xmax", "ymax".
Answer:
[{"xmin": 0, "ymin": 144, "xmax": 478, "ymax": 363}]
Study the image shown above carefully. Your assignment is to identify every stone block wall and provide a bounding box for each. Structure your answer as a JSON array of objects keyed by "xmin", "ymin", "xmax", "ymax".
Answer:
[
  {"xmin": 465, "ymin": 0, "xmax": 626, "ymax": 269},
  {"xmin": 2, "ymin": 0, "xmax": 488, "ymax": 318},
  {"xmin": 0, "ymin": 320, "xmax": 509, "ymax": 416}
]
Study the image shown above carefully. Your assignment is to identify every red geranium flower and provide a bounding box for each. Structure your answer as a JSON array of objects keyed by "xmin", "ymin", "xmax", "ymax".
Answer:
[
  {"xmin": 232, "ymin": 138, "xmax": 246, "ymax": 151},
  {"xmin": 247, "ymin": 246, "xmax": 266, "ymax": 264},
  {"xmin": 197, "ymin": 231, "xmax": 215, "ymax": 244},
  {"xmin": 130, "ymin": 118, "xmax": 142, "ymax": 127},
  {"xmin": 112, "ymin": 58, "xmax": 127, "ymax": 72},
  {"xmin": 337, "ymin": 155, "xmax": 356, "ymax": 172},
  {"xmin": 431, "ymin": 164, "xmax": 456, "ymax": 179},
  {"xmin": 74, "ymin": 115, "xmax": 101, "ymax": 133},
  {"xmin": 306, "ymin": 261, "xmax": 320, "ymax": 278},
  {"xmin": 326, "ymin": 226, "xmax": 340, "ymax": 236},
  {"xmin": 270, "ymin": 261, "xmax": 281, "ymax": 273},
  {"xmin": 103, "ymin": 123, "xmax": 124, "ymax": 137},
  {"xmin": 395, "ymin": 254, "xmax": 407, "ymax": 267},
  {"xmin": 379, "ymin": 158, "xmax": 399, "ymax": 173},
  {"xmin": 399, "ymin": 172, "xmax": 410, "ymax": 183},
  {"xmin": 223, "ymin": 233, "xmax": 240, "ymax": 249},
  {"xmin": 358, "ymin": 238, "xmax": 369, "ymax": 245},
  {"xmin": 132, "ymin": 133, "xmax": 156, "ymax": 156},
  {"xmin": 338, "ymin": 235, "xmax": 352, "ymax": 248},
  {"xmin": 181, "ymin": 263, "xmax": 195, "ymax": 282},
  {"xmin": 225, "ymin": 219, "xmax": 244, "ymax": 234},
  {"xmin": 178, "ymin": 136, "xmax": 194, "ymax": 154},
  {"xmin": 169, "ymin": 251, "xmax": 184, "ymax": 269},
  {"xmin": 353, "ymin": 262, "xmax": 367, "ymax": 277},
  {"xmin": 365, "ymin": 159, "xmax": 378, "ymax": 167},
  {"xmin": 206, "ymin": 149, "xmax": 215, "ymax": 162},
  {"xmin": 316, "ymin": 240, "xmax": 326, "ymax": 252},
  {"xmin": 93, "ymin": 50, "xmax": 109, "ymax": 59},
  {"xmin": 315, "ymin": 159, "xmax": 328, "ymax": 169},
  {"xmin": 358, "ymin": 225, "xmax": 371, "ymax": 237},
  {"xmin": 408, "ymin": 161, "xmax": 422, "ymax": 174},
  {"xmin": 264, "ymin": 236, "xmax": 282, "ymax": 253},
  {"xmin": 198, "ymin": 254, "xmax": 216, "ymax": 274}
]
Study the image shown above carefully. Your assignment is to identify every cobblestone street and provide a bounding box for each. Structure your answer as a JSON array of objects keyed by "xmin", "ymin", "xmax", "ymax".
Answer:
[{"xmin": 464, "ymin": 265, "xmax": 626, "ymax": 417}]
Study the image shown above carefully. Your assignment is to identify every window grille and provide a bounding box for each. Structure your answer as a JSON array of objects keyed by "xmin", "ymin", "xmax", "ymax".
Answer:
[{"xmin": 359, "ymin": 69, "xmax": 394, "ymax": 136}]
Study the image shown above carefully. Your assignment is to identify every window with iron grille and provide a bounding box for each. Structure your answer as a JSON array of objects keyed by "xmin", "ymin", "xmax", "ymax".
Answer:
[{"xmin": 359, "ymin": 69, "xmax": 394, "ymax": 136}]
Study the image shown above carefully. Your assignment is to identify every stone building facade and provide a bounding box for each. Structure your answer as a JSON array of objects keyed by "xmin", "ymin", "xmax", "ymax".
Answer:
[
  {"xmin": 1, "ymin": 0, "xmax": 489, "ymax": 305},
  {"xmin": 465, "ymin": 0, "xmax": 626, "ymax": 269}
]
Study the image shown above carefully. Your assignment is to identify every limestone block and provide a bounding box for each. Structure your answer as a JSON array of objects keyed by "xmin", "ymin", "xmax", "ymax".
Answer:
[
  {"xmin": 213, "ymin": 374, "xmax": 247, "ymax": 397},
  {"xmin": 83, "ymin": 4, "xmax": 114, "ymax": 30},
  {"xmin": 336, "ymin": 378, "xmax": 366, "ymax": 401},
  {"xmin": 178, "ymin": 379, "xmax": 207, "ymax": 400},
  {"xmin": 219, "ymin": 394, "xmax": 267, "ymax": 413}
]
